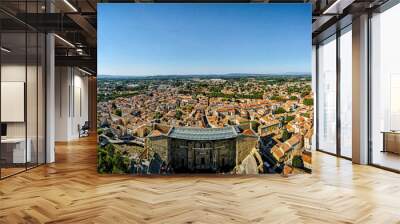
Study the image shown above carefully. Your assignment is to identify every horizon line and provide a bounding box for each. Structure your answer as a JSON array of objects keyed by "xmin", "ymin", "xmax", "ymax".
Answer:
[{"xmin": 98, "ymin": 72, "xmax": 312, "ymax": 77}]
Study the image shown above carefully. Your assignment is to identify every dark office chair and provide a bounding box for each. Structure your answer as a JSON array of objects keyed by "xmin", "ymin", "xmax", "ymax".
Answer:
[{"xmin": 79, "ymin": 121, "xmax": 90, "ymax": 138}]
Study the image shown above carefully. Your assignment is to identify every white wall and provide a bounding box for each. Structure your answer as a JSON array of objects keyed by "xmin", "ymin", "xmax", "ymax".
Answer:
[
  {"xmin": 1, "ymin": 64, "xmax": 26, "ymax": 139},
  {"xmin": 55, "ymin": 67, "xmax": 69, "ymax": 141},
  {"xmin": 72, "ymin": 72, "xmax": 89, "ymax": 138},
  {"xmin": 1, "ymin": 65, "xmax": 42, "ymax": 137},
  {"xmin": 55, "ymin": 67, "xmax": 89, "ymax": 141}
]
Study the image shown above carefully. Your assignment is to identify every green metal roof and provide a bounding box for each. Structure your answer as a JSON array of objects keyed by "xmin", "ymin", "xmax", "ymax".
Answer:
[{"xmin": 168, "ymin": 126, "xmax": 238, "ymax": 141}]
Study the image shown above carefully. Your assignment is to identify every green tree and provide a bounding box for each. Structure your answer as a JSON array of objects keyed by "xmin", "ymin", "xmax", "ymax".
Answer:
[
  {"xmin": 154, "ymin": 111, "xmax": 162, "ymax": 119},
  {"xmin": 275, "ymin": 107, "xmax": 287, "ymax": 114},
  {"xmin": 270, "ymin": 95, "xmax": 282, "ymax": 101},
  {"xmin": 97, "ymin": 144, "xmax": 130, "ymax": 174},
  {"xmin": 292, "ymin": 155, "xmax": 304, "ymax": 168},
  {"xmin": 250, "ymin": 121, "xmax": 260, "ymax": 133},
  {"xmin": 115, "ymin": 109, "xmax": 122, "ymax": 117},
  {"xmin": 285, "ymin": 115, "xmax": 295, "ymax": 123},
  {"xmin": 303, "ymin": 98, "xmax": 313, "ymax": 106},
  {"xmin": 301, "ymin": 113, "xmax": 310, "ymax": 118},
  {"xmin": 185, "ymin": 105, "xmax": 194, "ymax": 112},
  {"xmin": 115, "ymin": 85, "xmax": 124, "ymax": 91},
  {"xmin": 281, "ymin": 129, "xmax": 290, "ymax": 142},
  {"xmin": 289, "ymin": 96, "xmax": 298, "ymax": 101},
  {"xmin": 175, "ymin": 110, "xmax": 183, "ymax": 120}
]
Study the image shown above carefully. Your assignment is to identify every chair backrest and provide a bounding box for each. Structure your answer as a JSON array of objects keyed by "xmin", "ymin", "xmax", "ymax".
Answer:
[{"xmin": 82, "ymin": 121, "xmax": 90, "ymax": 129}]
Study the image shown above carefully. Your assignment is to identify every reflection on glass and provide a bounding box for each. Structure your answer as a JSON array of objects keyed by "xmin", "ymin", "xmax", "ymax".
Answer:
[
  {"xmin": 1, "ymin": 32, "xmax": 27, "ymax": 177},
  {"xmin": 371, "ymin": 4, "xmax": 400, "ymax": 171},
  {"xmin": 318, "ymin": 35, "xmax": 337, "ymax": 154},
  {"xmin": 38, "ymin": 33, "xmax": 46, "ymax": 165},
  {"xmin": 27, "ymin": 31, "xmax": 38, "ymax": 169},
  {"xmin": 0, "ymin": 1, "xmax": 47, "ymax": 179},
  {"xmin": 340, "ymin": 28, "xmax": 352, "ymax": 158}
]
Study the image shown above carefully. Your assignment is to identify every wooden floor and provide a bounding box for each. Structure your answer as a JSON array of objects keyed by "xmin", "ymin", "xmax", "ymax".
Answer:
[
  {"xmin": 0, "ymin": 167, "xmax": 26, "ymax": 178},
  {"xmin": 1, "ymin": 136, "xmax": 400, "ymax": 224},
  {"xmin": 372, "ymin": 150, "xmax": 400, "ymax": 171}
]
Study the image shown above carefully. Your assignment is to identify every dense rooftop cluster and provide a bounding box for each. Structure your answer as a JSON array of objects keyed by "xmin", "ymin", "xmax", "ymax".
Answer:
[{"xmin": 97, "ymin": 75, "xmax": 313, "ymax": 175}]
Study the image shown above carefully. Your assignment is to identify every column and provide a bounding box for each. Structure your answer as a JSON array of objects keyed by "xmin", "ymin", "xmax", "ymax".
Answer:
[
  {"xmin": 46, "ymin": 32, "xmax": 55, "ymax": 163},
  {"xmin": 352, "ymin": 14, "xmax": 369, "ymax": 164}
]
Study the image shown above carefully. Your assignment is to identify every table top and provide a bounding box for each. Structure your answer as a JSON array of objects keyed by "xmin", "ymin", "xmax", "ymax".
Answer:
[
  {"xmin": 381, "ymin": 131, "xmax": 400, "ymax": 134},
  {"xmin": 1, "ymin": 138, "xmax": 30, "ymax": 143}
]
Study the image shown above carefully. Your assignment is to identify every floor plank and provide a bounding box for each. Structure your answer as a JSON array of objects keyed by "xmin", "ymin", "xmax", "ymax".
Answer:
[{"xmin": 0, "ymin": 136, "xmax": 399, "ymax": 224}]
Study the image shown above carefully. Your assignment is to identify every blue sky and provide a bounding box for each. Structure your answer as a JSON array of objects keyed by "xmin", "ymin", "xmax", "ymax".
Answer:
[{"xmin": 98, "ymin": 4, "xmax": 311, "ymax": 76}]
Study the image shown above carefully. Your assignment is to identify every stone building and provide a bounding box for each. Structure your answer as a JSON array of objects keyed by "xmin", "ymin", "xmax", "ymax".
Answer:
[{"xmin": 147, "ymin": 126, "xmax": 258, "ymax": 173}]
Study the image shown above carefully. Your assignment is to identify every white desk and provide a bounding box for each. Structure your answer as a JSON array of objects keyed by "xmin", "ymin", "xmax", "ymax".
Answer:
[{"xmin": 1, "ymin": 138, "xmax": 31, "ymax": 163}]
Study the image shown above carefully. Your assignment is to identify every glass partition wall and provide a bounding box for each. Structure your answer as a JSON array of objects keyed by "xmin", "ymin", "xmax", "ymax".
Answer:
[
  {"xmin": 317, "ymin": 35, "xmax": 337, "ymax": 155},
  {"xmin": 316, "ymin": 25, "xmax": 353, "ymax": 159},
  {"xmin": 316, "ymin": 0, "xmax": 400, "ymax": 171},
  {"xmin": 370, "ymin": 3, "xmax": 400, "ymax": 171},
  {"xmin": 0, "ymin": 3, "xmax": 46, "ymax": 179},
  {"xmin": 339, "ymin": 26, "xmax": 352, "ymax": 159}
]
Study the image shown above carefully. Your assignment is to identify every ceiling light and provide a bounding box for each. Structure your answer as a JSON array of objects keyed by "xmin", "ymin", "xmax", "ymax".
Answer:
[
  {"xmin": 1, "ymin": 47, "xmax": 11, "ymax": 53},
  {"xmin": 63, "ymin": 0, "xmax": 78, "ymax": 12},
  {"xmin": 76, "ymin": 48, "xmax": 85, "ymax": 55},
  {"xmin": 78, "ymin": 67, "xmax": 92, "ymax": 76},
  {"xmin": 54, "ymin": 34, "xmax": 75, "ymax": 48},
  {"xmin": 322, "ymin": 0, "xmax": 354, "ymax": 15}
]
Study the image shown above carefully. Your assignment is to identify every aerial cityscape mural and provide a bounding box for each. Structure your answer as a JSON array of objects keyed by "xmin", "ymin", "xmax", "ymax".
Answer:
[{"xmin": 97, "ymin": 3, "xmax": 313, "ymax": 176}]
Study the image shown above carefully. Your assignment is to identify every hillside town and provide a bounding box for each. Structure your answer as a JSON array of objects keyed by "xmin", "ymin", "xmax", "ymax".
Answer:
[{"xmin": 97, "ymin": 75, "xmax": 313, "ymax": 175}]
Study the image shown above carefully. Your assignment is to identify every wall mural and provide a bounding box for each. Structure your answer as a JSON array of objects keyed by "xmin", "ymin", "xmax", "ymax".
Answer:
[{"xmin": 97, "ymin": 3, "xmax": 313, "ymax": 176}]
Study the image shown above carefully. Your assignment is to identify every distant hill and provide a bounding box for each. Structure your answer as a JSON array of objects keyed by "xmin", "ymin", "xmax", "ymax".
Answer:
[{"xmin": 98, "ymin": 72, "xmax": 311, "ymax": 80}]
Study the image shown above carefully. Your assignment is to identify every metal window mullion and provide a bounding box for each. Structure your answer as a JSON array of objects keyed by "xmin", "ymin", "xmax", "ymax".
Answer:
[
  {"xmin": 69, "ymin": 68, "xmax": 71, "ymax": 118},
  {"xmin": 0, "ymin": 24, "xmax": 2, "ymax": 179},
  {"xmin": 44, "ymin": 32, "xmax": 47, "ymax": 164},
  {"xmin": 25, "ymin": 0, "xmax": 28, "ymax": 171},
  {"xmin": 367, "ymin": 11, "xmax": 373, "ymax": 165},
  {"xmin": 73, "ymin": 68, "xmax": 75, "ymax": 118},
  {"xmin": 315, "ymin": 44, "xmax": 320, "ymax": 150},
  {"xmin": 336, "ymin": 28, "xmax": 341, "ymax": 157},
  {"xmin": 36, "ymin": 0, "xmax": 39, "ymax": 167}
]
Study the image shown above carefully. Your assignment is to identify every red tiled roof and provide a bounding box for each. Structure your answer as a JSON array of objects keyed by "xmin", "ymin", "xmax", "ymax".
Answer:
[
  {"xmin": 286, "ymin": 135, "xmax": 301, "ymax": 146},
  {"xmin": 149, "ymin": 130, "xmax": 162, "ymax": 137},
  {"xmin": 242, "ymin": 129, "xmax": 255, "ymax": 136},
  {"xmin": 302, "ymin": 152, "xmax": 312, "ymax": 164},
  {"xmin": 281, "ymin": 143, "xmax": 291, "ymax": 153},
  {"xmin": 271, "ymin": 145, "xmax": 284, "ymax": 161}
]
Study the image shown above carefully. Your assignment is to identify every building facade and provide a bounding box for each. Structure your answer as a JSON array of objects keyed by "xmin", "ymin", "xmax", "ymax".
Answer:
[{"xmin": 147, "ymin": 126, "xmax": 258, "ymax": 173}]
